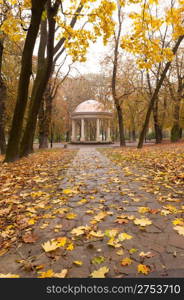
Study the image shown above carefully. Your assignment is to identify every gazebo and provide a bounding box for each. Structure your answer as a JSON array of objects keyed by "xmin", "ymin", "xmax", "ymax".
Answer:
[{"xmin": 71, "ymin": 100, "xmax": 113, "ymax": 143}]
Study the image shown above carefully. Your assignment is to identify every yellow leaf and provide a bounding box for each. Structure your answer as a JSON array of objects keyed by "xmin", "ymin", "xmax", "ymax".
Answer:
[
  {"xmin": 90, "ymin": 266, "xmax": 109, "ymax": 278},
  {"xmin": 63, "ymin": 189, "xmax": 78, "ymax": 195},
  {"xmin": 41, "ymin": 237, "xmax": 67, "ymax": 252},
  {"xmin": 134, "ymin": 218, "xmax": 152, "ymax": 227},
  {"xmin": 66, "ymin": 213, "xmax": 77, "ymax": 220},
  {"xmin": 71, "ymin": 226, "xmax": 90, "ymax": 236},
  {"xmin": 139, "ymin": 251, "xmax": 155, "ymax": 258},
  {"xmin": 137, "ymin": 264, "xmax": 150, "ymax": 275},
  {"xmin": 54, "ymin": 269, "xmax": 68, "ymax": 278},
  {"xmin": 38, "ymin": 269, "xmax": 54, "ymax": 278},
  {"xmin": 41, "ymin": 240, "xmax": 59, "ymax": 252},
  {"xmin": 129, "ymin": 248, "xmax": 138, "ymax": 254},
  {"xmin": 57, "ymin": 237, "xmax": 67, "ymax": 247},
  {"xmin": 118, "ymin": 233, "xmax": 133, "ymax": 242},
  {"xmin": 172, "ymin": 218, "xmax": 184, "ymax": 226},
  {"xmin": 104, "ymin": 229, "xmax": 119, "ymax": 238},
  {"xmin": 173, "ymin": 226, "xmax": 184, "ymax": 236},
  {"xmin": 40, "ymin": 223, "xmax": 49, "ymax": 229},
  {"xmin": 86, "ymin": 210, "xmax": 94, "ymax": 215},
  {"xmin": 89, "ymin": 230, "xmax": 104, "ymax": 238},
  {"xmin": 121, "ymin": 257, "xmax": 133, "ymax": 266},
  {"xmin": 116, "ymin": 249, "xmax": 124, "ymax": 256},
  {"xmin": 160, "ymin": 209, "xmax": 170, "ymax": 216},
  {"xmin": 66, "ymin": 243, "xmax": 74, "ymax": 251},
  {"xmin": 73, "ymin": 260, "xmax": 83, "ymax": 266},
  {"xmin": 0, "ymin": 273, "xmax": 20, "ymax": 278},
  {"xmin": 107, "ymin": 238, "xmax": 121, "ymax": 248},
  {"xmin": 138, "ymin": 207, "xmax": 150, "ymax": 214},
  {"xmin": 28, "ymin": 218, "xmax": 36, "ymax": 225},
  {"xmin": 93, "ymin": 212, "xmax": 107, "ymax": 222},
  {"xmin": 77, "ymin": 199, "xmax": 88, "ymax": 205}
]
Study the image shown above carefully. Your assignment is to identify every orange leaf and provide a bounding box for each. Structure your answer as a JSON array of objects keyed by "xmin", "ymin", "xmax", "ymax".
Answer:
[
  {"xmin": 22, "ymin": 232, "xmax": 38, "ymax": 243},
  {"xmin": 121, "ymin": 257, "xmax": 133, "ymax": 266},
  {"xmin": 137, "ymin": 264, "xmax": 150, "ymax": 275}
]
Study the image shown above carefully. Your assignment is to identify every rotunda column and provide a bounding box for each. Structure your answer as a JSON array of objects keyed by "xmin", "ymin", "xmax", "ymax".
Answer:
[
  {"xmin": 80, "ymin": 118, "xmax": 85, "ymax": 142},
  {"xmin": 71, "ymin": 119, "xmax": 76, "ymax": 142},
  {"xmin": 107, "ymin": 119, "xmax": 111, "ymax": 142},
  {"xmin": 96, "ymin": 118, "xmax": 101, "ymax": 142}
]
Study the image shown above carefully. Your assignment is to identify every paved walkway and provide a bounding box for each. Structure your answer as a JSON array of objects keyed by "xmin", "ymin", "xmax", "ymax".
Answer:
[
  {"xmin": 57, "ymin": 148, "xmax": 184, "ymax": 277},
  {"xmin": 1, "ymin": 147, "xmax": 183, "ymax": 278}
]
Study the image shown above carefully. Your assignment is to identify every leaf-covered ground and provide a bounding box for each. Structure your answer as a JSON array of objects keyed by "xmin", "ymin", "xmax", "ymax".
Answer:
[{"xmin": 0, "ymin": 144, "xmax": 184, "ymax": 278}]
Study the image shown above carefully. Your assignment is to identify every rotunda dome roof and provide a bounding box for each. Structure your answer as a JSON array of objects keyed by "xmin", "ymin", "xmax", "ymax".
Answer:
[{"xmin": 74, "ymin": 100, "xmax": 110, "ymax": 113}]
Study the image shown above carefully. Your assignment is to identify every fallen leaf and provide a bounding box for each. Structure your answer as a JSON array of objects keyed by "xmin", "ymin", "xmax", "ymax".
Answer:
[
  {"xmin": 134, "ymin": 218, "xmax": 152, "ymax": 227},
  {"xmin": 107, "ymin": 238, "xmax": 121, "ymax": 248},
  {"xmin": 71, "ymin": 226, "xmax": 90, "ymax": 236},
  {"xmin": 172, "ymin": 218, "xmax": 184, "ymax": 226},
  {"xmin": 118, "ymin": 233, "xmax": 133, "ymax": 242},
  {"xmin": 137, "ymin": 264, "xmax": 150, "ymax": 275},
  {"xmin": 63, "ymin": 189, "xmax": 77, "ymax": 195},
  {"xmin": 173, "ymin": 226, "xmax": 184, "ymax": 236},
  {"xmin": 92, "ymin": 212, "xmax": 107, "ymax": 223},
  {"xmin": 129, "ymin": 248, "xmax": 138, "ymax": 254},
  {"xmin": 73, "ymin": 261, "xmax": 83, "ymax": 266},
  {"xmin": 116, "ymin": 249, "xmax": 124, "ymax": 256},
  {"xmin": 89, "ymin": 230, "xmax": 104, "ymax": 238},
  {"xmin": 41, "ymin": 240, "xmax": 59, "ymax": 252},
  {"xmin": 139, "ymin": 251, "xmax": 155, "ymax": 258},
  {"xmin": 121, "ymin": 257, "xmax": 133, "ymax": 266},
  {"xmin": 115, "ymin": 218, "xmax": 129, "ymax": 224},
  {"xmin": 38, "ymin": 269, "xmax": 54, "ymax": 278},
  {"xmin": 90, "ymin": 266, "xmax": 109, "ymax": 278},
  {"xmin": 66, "ymin": 243, "xmax": 74, "ymax": 251},
  {"xmin": 104, "ymin": 229, "xmax": 119, "ymax": 238},
  {"xmin": 54, "ymin": 269, "xmax": 68, "ymax": 278},
  {"xmin": 138, "ymin": 207, "xmax": 150, "ymax": 214},
  {"xmin": 66, "ymin": 213, "xmax": 77, "ymax": 220},
  {"xmin": 91, "ymin": 256, "xmax": 105, "ymax": 264},
  {"xmin": 22, "ymin": 232, "xmax": 38, "ymax": 244},
  {"xmin": 0, "ymin": 273, "xmax": 20, "ymax": 278}
]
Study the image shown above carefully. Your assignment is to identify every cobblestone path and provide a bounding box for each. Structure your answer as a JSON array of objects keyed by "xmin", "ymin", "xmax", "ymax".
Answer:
[{"xmin": 58, "ymin": 148, "xmax": 184, "ymax": 277}]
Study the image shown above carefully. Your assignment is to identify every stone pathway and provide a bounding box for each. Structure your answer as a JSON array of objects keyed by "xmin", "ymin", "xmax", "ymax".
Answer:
[
  {"xmin": 1, "ymin": 147, "xmax": 183, "ymax": 278},
  {"xmin": 58, "ymin": 148, "xmax": 184, "ymax": 277}
]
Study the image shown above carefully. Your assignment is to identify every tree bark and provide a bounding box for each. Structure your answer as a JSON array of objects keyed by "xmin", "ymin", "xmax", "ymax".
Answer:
[
  {"xmin": 19, "ymin": 1, "xmax": 58, "ymax": 157},
  {"xmin": 38, "ymin": 84, "xmax": 52, "ymax": 149},
  {"xmin": 112, "ymin": 6, "xmax": 126, "ymax": 147},
  {"xmin": 171, "ymin": 99, "xmax": 181, "ymax": 142},
  {"xmin": 117, "ymin": 105, "xmax": 126, "ymax": 146},
  {"xmin": 137, "ymin": 35, "xmax": 184, "ymax": 149},
  {"xmin": 0, "ymin": 39, "xmax": 6, "ymax": 154},
  {"xmin": 132, "ymin": 128, "xmax": 136, "ymax": 142},
  {"xmin": 20, "ymin": 0, "xmax": 81, "ymax": 157},
  {"xmin": 153, "ymin": 98, "xmax": 162, "ymax": 143},
  {"xmin": 4, "ymin": 0, "xmax": 47, "ymax": 162}
]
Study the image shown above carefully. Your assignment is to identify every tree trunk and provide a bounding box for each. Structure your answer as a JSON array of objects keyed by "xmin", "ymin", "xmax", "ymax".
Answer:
[
  {"xmin": 117, "ymin": 105, "xmax": 126, "ymax": 146},
  {"xmin": 179, "ymin": 128, "xmax": 182, "ymax": 139},
  {"xmin": 19, "ymin": 2, "xmax": 57, "ymax": 157},
  {"xmin": 4, "ymin": 0, "xmax": 47, "ymax": 162},
  {"xmin": 132, "ymin": 129, "xmax": 136, "ymax": 142},
  {"xmin": 38, "ymin": 84, "xmax": 52, "ymax": 149},
  {"xmin": 153, "ymin": 98, "xmax": 162, "ymax": 144},
  {"xmin": 137, "ymin": 35, "xmax": 184, "ymax": 149},
  {"xmin": 171, "ymin": 99, "xmax": 180, "ymax": 142},
  {"xmin": 0, "ymin": 39, "xmax": 6, "ymax": 154}
]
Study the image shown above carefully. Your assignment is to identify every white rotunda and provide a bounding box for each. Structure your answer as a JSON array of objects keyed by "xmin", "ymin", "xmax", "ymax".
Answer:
[{"xmin": 71, "ymin": 100, "xmax": 113, "ymax": 143}]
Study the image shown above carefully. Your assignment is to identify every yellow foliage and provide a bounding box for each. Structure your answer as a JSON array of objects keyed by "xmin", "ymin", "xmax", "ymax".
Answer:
[
  {"xmin": 90, "ymin": 266, "xmax": 109, "ymax": 278},
  {"xmin": 137, "ymin": 264, "xmax": 150, "ymax": 275}
]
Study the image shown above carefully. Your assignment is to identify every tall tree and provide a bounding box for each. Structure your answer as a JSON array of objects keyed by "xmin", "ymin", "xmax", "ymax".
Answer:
[
  {"xmin": 4, "ymin": 0, "xmax": 47, "ymax": 162},
  {"xmin": 112, "ymin": 1, "xmax": 126, "ymax": 146}
]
